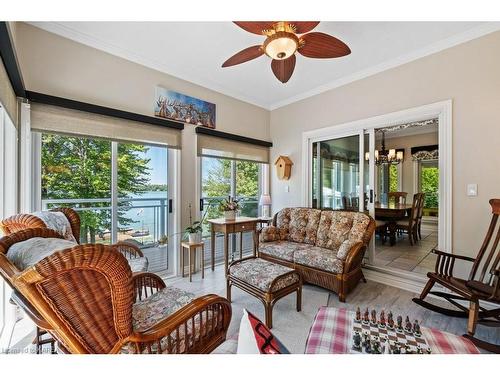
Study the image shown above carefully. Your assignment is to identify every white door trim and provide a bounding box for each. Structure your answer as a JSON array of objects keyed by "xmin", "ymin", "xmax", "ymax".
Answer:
[{"xmin": 301, "ymin": 99, "xmax": 453, "ymax": 253}]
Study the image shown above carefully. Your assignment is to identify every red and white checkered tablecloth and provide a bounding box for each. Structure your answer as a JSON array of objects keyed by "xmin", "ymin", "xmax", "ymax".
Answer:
[{"xmin": 304, "ymin": 307, "xmax": 479, "ymax": 354}]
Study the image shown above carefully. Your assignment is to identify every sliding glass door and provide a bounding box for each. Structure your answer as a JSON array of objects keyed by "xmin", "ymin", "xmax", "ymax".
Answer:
[{"xmin": 38, "ymin": 132, "xmax": 174, "ymax": 274}]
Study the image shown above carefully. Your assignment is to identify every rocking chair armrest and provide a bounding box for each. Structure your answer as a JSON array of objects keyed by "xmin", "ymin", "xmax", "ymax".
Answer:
[
  {"xmin": 132, "ymin": 272, "xmax": 166, "ymax": 302},
  {"xmin": 431, "ymin": 248, "xmax": 474, "ymax": 277},
  {"xmin": 128, "ymin": 294, "xmax": 232, "ymax": 353}
]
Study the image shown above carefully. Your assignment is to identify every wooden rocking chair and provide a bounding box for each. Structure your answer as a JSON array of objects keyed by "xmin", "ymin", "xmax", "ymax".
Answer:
[{"xmin": 412, "ymin": 199, "xmax": 500, "ymax": 353}]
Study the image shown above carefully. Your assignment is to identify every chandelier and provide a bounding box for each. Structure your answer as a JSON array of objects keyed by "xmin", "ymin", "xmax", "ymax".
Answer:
[{"xmin": 365, "ymin": 131, "xmax": 404, "ymax": 165}]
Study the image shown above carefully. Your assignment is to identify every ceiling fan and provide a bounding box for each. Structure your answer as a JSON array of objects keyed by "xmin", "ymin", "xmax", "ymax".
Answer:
[{"xmin": 221, "ymin": 21, "xmax": 351, "ymax": 83}]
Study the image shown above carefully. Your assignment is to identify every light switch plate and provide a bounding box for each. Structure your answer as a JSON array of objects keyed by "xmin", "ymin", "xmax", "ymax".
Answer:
[
  {"xmin": 467, "ymin": 183, "xmax": 478, "ymax": 197},
  {"xmin": 285, "ymin": 185, "xmax": 290, "ymax": 193}
]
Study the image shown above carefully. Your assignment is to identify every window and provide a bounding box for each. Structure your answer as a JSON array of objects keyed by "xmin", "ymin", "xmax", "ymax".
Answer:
[
  {"xmin": 419, "ymin": 160, "xmax": 439, "ymax": 217},
  {"xmin": 201, "ymin": 157, "xmax": 262, "ymax": 263},
  {"xmin": 38, "ymin": 132, "xmax": 174, "ymax": 274}
]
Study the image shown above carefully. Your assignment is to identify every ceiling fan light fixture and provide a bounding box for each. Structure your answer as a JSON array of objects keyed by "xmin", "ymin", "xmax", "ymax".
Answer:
[{"xmin": 263, "ymin": 31, "xmax": 299, "ymax": 60}]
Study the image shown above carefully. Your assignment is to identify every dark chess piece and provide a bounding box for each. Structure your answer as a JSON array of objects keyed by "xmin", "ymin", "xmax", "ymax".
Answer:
[
  {"xmin": 371, "ymin": 309, "xmax": 377, "ymax": 325},
  {"xmin": 396, "ymin": 315, "xmax": 403, "ymax": 332},
  {"xmin": 355, "ymin": 307, "xmax": 361, "ymax": 322},
  {"xmin": 404, "ymin": 316, "xmax": 412, "ymax": 332},
  {"xmin": 372, "ymin": 340, "xmax": 381, "ymax": 354},
  {"xmin": 393, "ymin": 343, "xmax": 401, "ymax": 354},
  {"xmin": 363, "ymin": 308, "xmax": 370, "ymax": 323},
  {"xmin": 353, "ymin": 331, "xmax": 362, "ymax": 351},
  {"xmin": 413, "ymin": 320, "xmax": 421, "ymax": 337},
  {"xmin": 387, "ymin": 311, "xmax": 394, "ymax": 328},
  {"xmin": 404, "ymin": 344, "xmax": 412, "ymax": 354},
  {"xmin": 379, "ymin": 310, "xmax": 386, "ymax": 327},
  {"xmin": 416, "ymin": 345, "xmax": 423, "ymax": 354},
  {"xmin": 363, "ymin": 332, "xmax": 370, "ymax": 349}
]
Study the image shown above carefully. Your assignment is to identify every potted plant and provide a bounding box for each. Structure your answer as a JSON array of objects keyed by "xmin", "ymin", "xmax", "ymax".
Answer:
[
  {"xmin": 185, "ymin": 203, "xmax": 209, "ymax": 243},
  {"xmin": 219, "ymin": 196, "xmax": 240, "ymax": 221},
  {"xmin": 157, "ymin": 235, "xmax": 168, "ymax": 247}
]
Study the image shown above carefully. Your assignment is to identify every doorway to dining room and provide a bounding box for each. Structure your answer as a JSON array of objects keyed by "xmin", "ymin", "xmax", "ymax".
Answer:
[{"xmin": 303, "ymin": 100, "xmax": 451, "ymax": 278}]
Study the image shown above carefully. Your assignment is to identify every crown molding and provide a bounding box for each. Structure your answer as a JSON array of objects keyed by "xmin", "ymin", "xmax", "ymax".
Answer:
[
  {"xmin": 28, "ymin": 21, "xmax": 270, "ymax": 110},
  {"xmin": 268, "ymin": 22, "xmax": 500, "ymax": 110},
  {"xmin": 28, "ymin": 22, "xmax": 500, "ymax": 112}
]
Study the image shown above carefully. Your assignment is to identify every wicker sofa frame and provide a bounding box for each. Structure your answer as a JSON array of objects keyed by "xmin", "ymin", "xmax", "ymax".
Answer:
[{"xmin": 258, "ymin": 209, "xmax": 376, "ymax": 302}]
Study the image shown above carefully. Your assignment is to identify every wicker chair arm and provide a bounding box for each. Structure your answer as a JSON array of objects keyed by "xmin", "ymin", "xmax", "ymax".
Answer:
[
  {"xmin": 431, "ymin": 248, "xmax": 475, "ymax": 277},
  {"xmin": 0, "ymin": 254, "xmax": 18, "ymax": 285},
  {"xmin": 132, "ymin": 272, "xmax": 166, "ymax": 302},
  {"xmin": 343, "ymin": 242, "xmax": 366, "ymax": 274},
  {"xmin": 112, "ymin": 241, "xmax": 144, "ymax": 258},
  {"xmin": 0, "ymin": 214, "xmax": 46, "ymax": 235},
  {"xmin": 128, "ymin": 294, "xmax": 232, "ymax": 354}
]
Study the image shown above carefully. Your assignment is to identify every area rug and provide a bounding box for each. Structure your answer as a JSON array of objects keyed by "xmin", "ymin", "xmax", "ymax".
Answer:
[{"xmin": 226, "ymin": 284, "xmax": 329, "ymax": 354}]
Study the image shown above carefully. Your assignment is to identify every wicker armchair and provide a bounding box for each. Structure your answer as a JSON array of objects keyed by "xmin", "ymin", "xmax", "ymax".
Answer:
[
  {"xmin": 0, "ymin": 208, "xmax": 81, "ymax": 241},
  {"xmin": 11, "ymin": 244, "xmax": 232, "ymax": 354}
]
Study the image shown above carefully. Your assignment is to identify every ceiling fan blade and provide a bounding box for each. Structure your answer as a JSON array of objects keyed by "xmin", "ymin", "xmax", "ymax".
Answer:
[
  {"xmin": 233, "ymin": 21, "xmax": 276, "ymax": 35},
  {"xmin": 287, "ymin": 21, "xmax": 320, "ymax": 34},
  {"xmin": 271, "ymin": 55, "xmax": 296, "ymax": 83},
  {"xmin": 298, "ymin": 32, "xmax": 351, "ymax": 58},
  {"xmin": 222, "ymin": 45, "xmax": 264, "ymax": 67}
]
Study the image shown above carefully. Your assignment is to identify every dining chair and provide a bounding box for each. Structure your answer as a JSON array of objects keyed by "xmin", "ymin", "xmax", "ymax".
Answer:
[
  {"xmin": 395, "ymin": 193, "xmax": 423, "ymax": 245},
  {"xmin": 416, "ymin": 193, "xmax": 426, "ymax": 240}
]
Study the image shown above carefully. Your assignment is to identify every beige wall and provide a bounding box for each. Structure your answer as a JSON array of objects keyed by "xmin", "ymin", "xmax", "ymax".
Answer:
[
  {"xmin": 13, "ymin": 23, "xmax": 270, "ymax": 236},
  {"xmin": 382, "ymin": 130, "xmax": 439, "ymax": 198},
  {"xmin": 270, "ymin": 31, "xmax": 500, "ymax": 262}
]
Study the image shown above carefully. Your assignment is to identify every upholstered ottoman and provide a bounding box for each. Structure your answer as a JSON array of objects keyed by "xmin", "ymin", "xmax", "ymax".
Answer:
[{"xmin": 227, "ymin": 257, "xmax": 302, "ymax": 328}]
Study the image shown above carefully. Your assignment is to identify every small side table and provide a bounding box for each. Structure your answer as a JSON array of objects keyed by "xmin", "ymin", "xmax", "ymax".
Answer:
[{"xmin": 180, "ymin": 241, "xmax": 205, "ymax": 282}]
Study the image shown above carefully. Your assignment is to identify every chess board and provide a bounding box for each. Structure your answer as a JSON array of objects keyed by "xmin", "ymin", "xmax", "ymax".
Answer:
[{"xmin": 351, "ymin": 319, "xmax": 431, "ymax": 354}]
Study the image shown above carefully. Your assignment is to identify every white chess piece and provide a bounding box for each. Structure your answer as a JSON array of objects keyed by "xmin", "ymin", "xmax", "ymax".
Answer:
[{"xmin": 384, "ymin": 341, "xmax": 391, "ymax": 354}]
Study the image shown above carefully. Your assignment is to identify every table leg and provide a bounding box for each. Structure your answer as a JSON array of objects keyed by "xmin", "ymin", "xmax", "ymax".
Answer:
[
  {"xmin": 201, "ymin": 245, "xmax": 205, "ymax": 279},
  {"xmin": 181, "ymin": 246, "xmax": 184, "ymax": 277},
  {"xmin": 253, "ymin": 229, "xmax": 258, "ymax": 257},
  {"xmin": 189, "ymin": 248, "xmax": 192, "ymax": 282},
  {"xmin": 211, "ymin": 228, "xmax": 215, "ymax": 271},
  {"xmin": 239, "ymin": 232, "xmax": 243, "ymax": 259},
  {"xmin": 388, "ymin": 221, "xmax": 397, "ymax": 246},
  {"xmin": 224, "ymin": 233, "xmax": 229, "ymax": 276}
]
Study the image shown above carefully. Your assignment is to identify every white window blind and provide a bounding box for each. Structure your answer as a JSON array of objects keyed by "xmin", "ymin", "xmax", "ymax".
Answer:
[
  {"xmin": 30, "ymin": 103, "xmax": 182, "ymax": 148},
  {"xmin": 0, "ymin": 60, "xmax": 17, "ymax": 126},
  {"xmin": 197, "ymin": 133, "xmax": 269, "ymax": 164}
]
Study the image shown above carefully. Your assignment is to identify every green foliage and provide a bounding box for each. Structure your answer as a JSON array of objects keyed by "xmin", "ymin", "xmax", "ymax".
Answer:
[
  {"xmin": 389, "ymin": 164, "xmax": 399, "ymax": 192},
  {"xmin": 421, "ymin": 166, "xmax": 439, "ymax": 208},
  {"xmin": 41, "ymin": 134, "xmax": 151, "ymax": 243},
  {"xmin": 145, "ymin": 183, "xmax": 168, "ymax": 191}
]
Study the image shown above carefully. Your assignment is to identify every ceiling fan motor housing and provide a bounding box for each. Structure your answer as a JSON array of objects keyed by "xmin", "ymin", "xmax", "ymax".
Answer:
[{"xmin": 263, "ymin": 31, "xmax": 300, "ymax": 60}]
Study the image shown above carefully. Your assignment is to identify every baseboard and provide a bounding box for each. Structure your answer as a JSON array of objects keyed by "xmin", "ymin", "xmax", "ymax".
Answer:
[{"xmin": 362, "ymin": 265, "xmax": 498, "ymax": 310}]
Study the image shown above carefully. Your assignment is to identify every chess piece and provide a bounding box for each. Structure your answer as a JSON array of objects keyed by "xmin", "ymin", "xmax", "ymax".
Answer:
[
  {"xmin": 387, "ymin": 311, "xmax": 394, "ymax": 328},
  {"xmin": 384, "ymin": 341, "xmax": 391, "ymax": 354},
  {"xmin": 416, "ymin": 345, "xmax": 423, "ymax": 354},
  {"xmin": 404, "ymin": 344, "xmax": 412, "ymax": 354},
  {"xmin": 393, "ymin": 343, "xmax": 401, "ymax": 354},
  {"xmin": 404, "ymin": 316, "xmax": 412, "ymax": 332},
  {"xmin": 363, "ymin": 332, "xmax": 370, "ymax": 350},
  {"xmin": 355, "ymin": 307, "xmax": 361, "ymax": 322},
  {"xmin": 371, "ymin": 309, "xmax": 377, "ymax": 325},
  {"xmin": 372, "ymin": 340, "xmax": 381, "ymax": 354},
  {"xmin": 363, "ymin": 308, "xmax": 370, "ymax": 323},
  {"xmin": 396, "ymin": 315, "xmax": 403, "ymax": 332},
  {"xmin": 413, "ymin": 320, "xmax": 421, "ymax": 337},
  {"xmin": 353, "ymin": 331, "xmax": 362, "ymax": 351},
  {"xmin": 379, "ymin": 310, "xmax": 386, "ymax": 327}
]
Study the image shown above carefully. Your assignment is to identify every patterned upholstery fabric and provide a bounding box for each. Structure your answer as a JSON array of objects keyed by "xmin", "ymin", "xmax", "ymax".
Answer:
[
  {"xmin": 259, "ymin": 241, "xmax": 321, "ymax": 262},
  {"xmin": 32, "ymin": 211, "xmax": 77, "ymax": 242},
  {"xmin": 260, "ymin": 226, "xmax": 281, "ymax": 243},
  {"xmin": 315, "ymin": 211, "xmax": 371, "ymax": 251},
  {"xmin": 128, "ymin": 256, "xmax": 149, "ymax": 273},
  {"xmin": 275, "ymin": 208, "xmax": 292, "ymax": 240},
  {"xmin": 288, "ymin": 208, "xmax": 322, "ymax": 245},
  {"xmin": 336, "ymin": 240, "xmax": 362, "ymax": 261},
  {"xmin": 229, "ymin": 258, "xmax": 299, "ymax": 292},
  {"xmin": 6, "ymin": 237, "xmax": 77, "ymax": 270},
  {"xmin": 293, "ymin": 246, "xmax": 343, "ymax": 274}
]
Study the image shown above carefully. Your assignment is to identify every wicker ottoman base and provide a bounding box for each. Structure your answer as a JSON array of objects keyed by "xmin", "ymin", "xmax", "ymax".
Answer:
[{"xmin": 227, "ymin": 257, "xmax": 302, "ymax": 329}]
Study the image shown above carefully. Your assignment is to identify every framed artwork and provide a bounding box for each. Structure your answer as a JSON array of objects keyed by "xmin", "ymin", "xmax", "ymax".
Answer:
[{"xmin": 154, "ymin": 86, "xmax": 216, "ymax": 128}]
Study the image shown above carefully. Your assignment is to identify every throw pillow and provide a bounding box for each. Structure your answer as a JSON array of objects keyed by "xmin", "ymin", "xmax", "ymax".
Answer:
[
  {"xmin": 236, "ymin": 309, "xmax": 289, "ymax": 354},
  {"xmin": 260, "ymin": 226, "xmax": 280, "ymax": 242},
  {"xmin": 336, "ymin": 240, "xmax": 362, "ymax": 260}
]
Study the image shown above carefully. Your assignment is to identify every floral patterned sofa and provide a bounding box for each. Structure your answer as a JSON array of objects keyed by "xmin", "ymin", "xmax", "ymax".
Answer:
[{"xmin": 258, "ymin": 208, "xmax": 375, "ymax": 302}]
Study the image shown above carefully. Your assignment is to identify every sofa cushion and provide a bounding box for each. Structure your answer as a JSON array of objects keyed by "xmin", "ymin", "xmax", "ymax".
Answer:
[
  {"xmin": 259, "ymin": 240, "xmax": 320, "ymax": 262},
  {"xmin": 293, "ymin": 245, "xmax": 343, "ymax": 274},
  {"xmin": 288, "ymin": 208, "xmax": 322, "ymax": 244},
  {"xmin": 260, "ymin": 226, "xmax": 281, "ymax": 243},
  {"xmin": 32, "ymin": 211, "xmax": 78, "ymax": 243},
  {"xmin": 336, "ymin": 240, "xmax": 363, "ymax": 261},
  {"xmin": 315, "ymin": 211, "xmax": 371, "ymax": 251}
]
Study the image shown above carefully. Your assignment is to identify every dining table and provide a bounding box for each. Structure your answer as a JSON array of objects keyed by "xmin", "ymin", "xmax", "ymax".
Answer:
[{"xmin": 374, "ymin": 202, "xmax": 413, "ymax": 246}]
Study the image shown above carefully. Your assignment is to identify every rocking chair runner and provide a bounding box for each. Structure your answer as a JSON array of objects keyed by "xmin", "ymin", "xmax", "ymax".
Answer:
[{"xmin": 413, "ymin": 199, "xmax": 500, "ymax": 353}]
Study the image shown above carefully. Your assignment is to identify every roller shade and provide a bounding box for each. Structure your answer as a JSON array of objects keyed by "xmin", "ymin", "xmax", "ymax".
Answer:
[
  {"xmin": 0, "ymin": 59, "xmax": 17, "ymax": 125},
  {"xmin": 30, "ymin": 103, "xmax": 182, "ymax": 148},
  {"xmin": 197, "ymin": 133, "xmax": 270, "ymax": 163}
]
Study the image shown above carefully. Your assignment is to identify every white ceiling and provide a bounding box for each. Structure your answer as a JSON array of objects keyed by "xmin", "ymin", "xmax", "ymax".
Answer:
[{"xmin": 29, "ymin": 21, "xmax": 500, "ymax": 110}]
